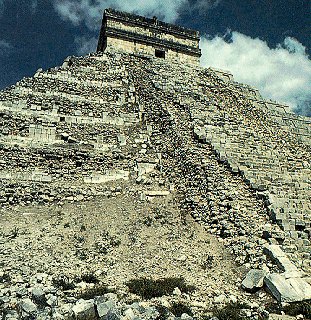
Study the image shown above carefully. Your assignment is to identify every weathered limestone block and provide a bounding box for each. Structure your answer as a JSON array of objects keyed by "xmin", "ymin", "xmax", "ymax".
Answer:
[
  {"xmin": 20, "ymin": 298, "xmax": 38, "ymax": 315},
  {"xmin": 136, "ymin": 162, "xmax": 158, "ymax": 177},
  {"xmin": 94, "ymin": 297, "xmax": 120, "ymax": 320},
  {"xmin": 145, "ymin": 190, "xmax": 170, "ymax": 196},
  {"xmin": 193, "ymin": 126, "xmax": 206, "ymax": 141},
  {"xmin": 242, "ymin": 269, "xmax": 267, "ymax": 292},
  {"xmin": 263, "ymin": 244, "xmax": 301, "ymax": 274},
  {"xmin": 264, "ymin": 273, "xmax": 311, "ymax": 302},
  {"xmin": 117, "ymin": 134, "xmax": 127, "ymax": 146},
  {"xmin": 72, "ymin": 299, "xmax": 96, "ymax": 320},
  {"xmin": 84, "ymin": 170, "xmax": 129, "ymax": 184}
]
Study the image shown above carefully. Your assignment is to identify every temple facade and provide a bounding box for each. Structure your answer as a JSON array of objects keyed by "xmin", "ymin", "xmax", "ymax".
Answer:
[{"xmin": 97, "ymin": 8, "xmax": 201, "ymax": 65}]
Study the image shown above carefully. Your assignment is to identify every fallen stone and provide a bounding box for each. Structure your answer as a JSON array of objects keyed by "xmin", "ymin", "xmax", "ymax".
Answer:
[
  {"xmin": 263, "ymin": 245, "xmax": 301, "ymax": 274},
  {"xmin": 276, "ymin": 256, "xmax": 299, "ymax": 273},
  {"xmin": 31, "ymin": 287, "xmax": 46, "ymax": 304},
  {"xmin": 94, "ymin": 297, "xmax": 120, "ymax": 320},
  {"xmin": 263, "ymin": 244, "xmax": 286, "ymax": 260},
  {"xmin": 180, "ymin": 313, "xmax": 193, "ymax": 320},
  {"xmin": 242, "ymin": 269, "xmax": 267, "ymax": 292},
  {"xmin": 287, "ymin": 277, "xmax": 311, "ymax": 300},
  {"xmin": 145, "ymin": 190, "xmax": 170, "ymax": 196},
  {"xmin": 264, "ymin": 273, "xmax": 311, "ymax": 302},
  {"xmin": 269, "ymin": 314, "xmax": 296, "ymax": 320},
  {"xmin": 20, "ymin": 298, "xmax": 37, "ymax": 314},
  {"xmin": 214, "ymin": 294, "xmax": 226, "ymax": 303},
  {"xmin": 46, "ymin": 294, "xmax": 58, "ymax": 307},
  {"xmin": 173, "ymin": 287, "xmax": 182, "ymax": 296},
  {"xmin": 123, "ymin": 308, "xmax": 136, "ymax": 320},
  {"xmin": 72, "ymin": 299, "xmax": 96, "ymax": 320}
]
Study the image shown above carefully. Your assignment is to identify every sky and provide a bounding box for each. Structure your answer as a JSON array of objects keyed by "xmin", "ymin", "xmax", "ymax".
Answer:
[{"xmin": 0, "ymin": 0, "xmax": 310, "ymax": 116}]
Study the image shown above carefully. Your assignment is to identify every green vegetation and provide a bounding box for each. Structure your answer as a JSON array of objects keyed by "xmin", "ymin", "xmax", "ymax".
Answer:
[
  {"xmin": 94, "ymin": 230, "xmax": 121, "ymax": 254},
  {"xmin": 154, "ymin": 305, "xmax": 170, "ymax": 320},
  {"xmin": 52, "ymin": 275, "xmax": 75, "ymax": 290},
  {"xmin": 125, "ymin": 277, "xmax": 196, "ymax": 299},
  {"xmin": 266, "ymin": 300, "xmax": 311, "ymax": 319},
  {"xmin": 283, "ymin": 300, "xmax": 311, "ymax": 318},
  {"xmin": 210, "ymin": 302, "xmax": 248, "ymax": 320},
  {"xmin": 75, "ymin": 272, "xmax": 99, "ymax": 284},
  {"xmin": 74, "ymin": 284, "xmax": 113, "ymax": 300},
  {"xmin": 170, "ymin": 302, "xmax": 193, "ymax": 317},
  {"xmin": 0, "ymin": 272, "xmax": 11, "ymax": 283}
]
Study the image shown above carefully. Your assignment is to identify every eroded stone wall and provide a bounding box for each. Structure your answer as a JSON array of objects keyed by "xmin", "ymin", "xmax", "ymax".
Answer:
[
  {"xmin": 107, "ymin": 19, "xmax": 198, "ymax": 48},
  {"xmin": 99, "ymin": 9, "xmax": 201, "ymax": 65},
  {"xmin": 105, "ymin": 37, "xmax": 200, "ymax": 65},
  {"xmin": 0, "ymin": 48, "xmax": 310, "ymax": 292}
]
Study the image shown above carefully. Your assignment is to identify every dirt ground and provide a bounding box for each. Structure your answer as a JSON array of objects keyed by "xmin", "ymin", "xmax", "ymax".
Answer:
[{"xmin": 0, "ymin": 191, "xmax": 272, "ymax": 310}]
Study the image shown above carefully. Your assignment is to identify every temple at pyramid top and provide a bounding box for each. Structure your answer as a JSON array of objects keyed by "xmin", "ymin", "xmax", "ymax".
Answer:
[{"xmin": 97, "ymin": 8, "xmax": 201, "ymax": 65}]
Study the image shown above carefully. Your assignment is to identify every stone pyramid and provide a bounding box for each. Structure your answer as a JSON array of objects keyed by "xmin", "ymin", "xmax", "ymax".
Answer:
[{"xmin": 0, "ymin": 8, "xmax": 310, "ymax": 320}]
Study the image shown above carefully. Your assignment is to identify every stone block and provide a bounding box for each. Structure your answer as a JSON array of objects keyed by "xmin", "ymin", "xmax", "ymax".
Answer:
[
  {"xmin": 263, "ymin": 244, "xmax": 286, "ymax": 261},
  {"xmin": 287, "ymin": 277, "xmax": 311, "ymax": 300},
  {"xmin": 20, "ymin": 298, "xmax": 37, "ymax": 314},
  {"xmin": 242, "ymin": 269, "xmax": 267, "ymax": 292},
  {"xmin": 145, "ymin": 190, "xmax": 170, "ymax": 196},
  {"xmin": 94, "ymin": 297, "xmax": 120, "ymax": 320},
  {"xmin": 269, "ymin": 314, "xmax": 296, "ymax": 320},
  {"xmin": 264, "ymin": 273, "xmax": 311, "ymax": 302},
  {"xmin": 31, "ymin": 287, "xmax": 46, "ymax": 305},
  {"xmin": 72, "ymin": 299, "xmax": 96, "ymax": 320}
]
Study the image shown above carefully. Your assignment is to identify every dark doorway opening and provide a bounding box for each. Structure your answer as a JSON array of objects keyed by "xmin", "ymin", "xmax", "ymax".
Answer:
[{"xmin": 155, "ymin": 49, "xmax": 165, "ymax": 59}]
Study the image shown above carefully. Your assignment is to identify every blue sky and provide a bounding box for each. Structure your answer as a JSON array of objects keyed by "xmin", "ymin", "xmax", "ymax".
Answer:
[{"xmin": 0, "ymin": 0, "xmax": 310, "ymax": 116}]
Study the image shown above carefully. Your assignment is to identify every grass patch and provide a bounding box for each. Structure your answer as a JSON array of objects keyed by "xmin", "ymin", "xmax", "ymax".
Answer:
[
  {"xmin": 155, "ymin": 305, "xmax": 170, "ymax": 320},
  {"xmin": 266, "ymin": 300, "xmax": 311, "ymax": 319},
  {"xmin": 212, "ymin": 302, "xmax": 248, "ymax": 320},
  {"xmin": 75, "ymin": 273, "xmax": 99, "ymax": 284},
  {"xmin": 94, "ymin": 231, "xmax": 121, "ymax": 254},
  {"xmin": 74, "ymin": 284, "xmax": 113, "ymax": 300},
  {"xmin": 283, "ymin": 300, "xmax": 311, "ymax": 318},
  {"xmin": 170, "ymin": 302, "xmax": 193, "ymax": 317},
  {"xmin": 125, "ymin": 277, "xmax": 196, "ymax": 299},
  {"xmin": 0, "ymin": 272, "xmax": 11, "ymax": 283},
  {"xmin": 52, "ymin": 275, "xmax": 75, "ymax": 290}
]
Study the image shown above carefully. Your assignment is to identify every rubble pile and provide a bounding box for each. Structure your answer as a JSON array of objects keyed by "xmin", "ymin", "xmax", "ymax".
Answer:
[{"xmin": 0, "ymin": 49, "xmax": 310, "ymax": 319}]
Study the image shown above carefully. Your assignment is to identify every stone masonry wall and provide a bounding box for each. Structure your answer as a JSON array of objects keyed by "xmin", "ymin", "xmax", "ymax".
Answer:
[
  {"xmin": 99, "ymin": 9, "xmax": 201, "ymax": 65},
  {"xmin": 105, "ymin": 37, "xmax": 200, "ymax": 65},
  {"xmin": 106, "ymin": 19, "xmax": 198, "ymax": 48},
  {"xmin": 0, "ymin": 49, "xmax": 310, "ymax": 306}
]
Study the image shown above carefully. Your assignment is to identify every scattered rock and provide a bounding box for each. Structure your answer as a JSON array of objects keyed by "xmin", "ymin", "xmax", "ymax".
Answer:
[
  {"xmin": 20, "ymin": 298, "xmax": 37, "ymax": 314},
  {"xmin": 72, "ymin": 299, "xmax": 97, "ymax": 320},
  {"xmin": 31, "ymin": 287, "xmax": 46, "ymax": 305},
  {"xmin": 242, "ymin": 269, "xmax": 267, "ymax": 292},
  {"xmin": 264, "ymin": 273, "xmax": 311, "ymax": 302},
  {"xmin": 94, "ymin": 297, "xmax": 120, "ymax": 320}
]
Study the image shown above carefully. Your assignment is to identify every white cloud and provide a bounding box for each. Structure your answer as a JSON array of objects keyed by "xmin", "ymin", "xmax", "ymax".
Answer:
[
  {"xmin": 54, "ymin": 0, "xmax": 188, "ymax": 30},
  {"xmin": 75, "ymin": 36, "xmax": 97, "ymax": 55},
  {"xmin": 0, "ymin": 39, "xmax": 12, "ymax": 55},
  {"xmin": 200, "ymin": 32, "xmax": 311, "ymax": 116},
  {"xmin": 30, "ymin": 0, "xmax": 38, "ymax": 14},
  {"xmin": 192, "ymin": 0, "xmax": 221, "ymax": 11},
  {"xmin": 282, "ymin": 37, "xmax": 307, "ymax": 55},
  {"xmin": 0, "ymin": 0, "xmax": 38, "ymax": 15},
  {"xmin": 0, "ymin": 39, "xmax": 11, "ymax": 49}
]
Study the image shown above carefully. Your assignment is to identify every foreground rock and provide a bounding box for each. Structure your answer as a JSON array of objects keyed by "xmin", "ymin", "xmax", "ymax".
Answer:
[
  {"xmin": 72, "ymin": 299, "xmax": 97, "ymax": 320},
  {"xmin": 264, "ymin": 273, "xmax": 311, "ymax": 303},
  {"xmin": 0, "ymin": 8, "xmax": 310, "ymax": 319},
  {"xmin": 242, "ymin": 269, "xmax": 267, "ymax": 292}
]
